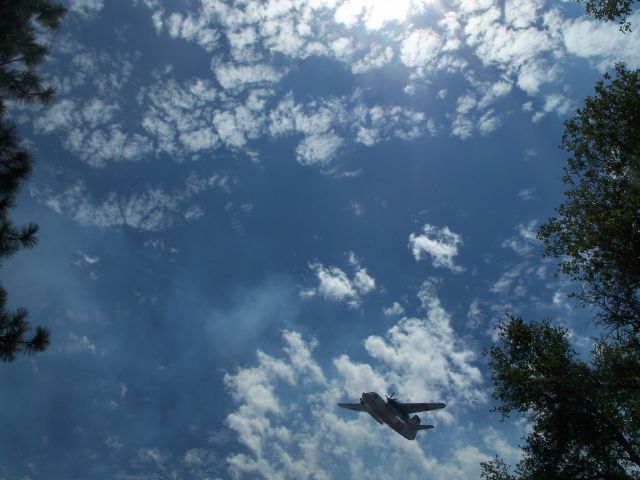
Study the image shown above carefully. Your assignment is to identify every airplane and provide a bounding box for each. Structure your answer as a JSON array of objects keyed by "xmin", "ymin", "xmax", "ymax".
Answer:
[{"xmin": 338, "ymin": 391, "xmax": 446, "ymax": 440}]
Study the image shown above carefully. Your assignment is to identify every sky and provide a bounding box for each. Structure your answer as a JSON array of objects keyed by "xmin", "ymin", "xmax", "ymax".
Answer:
[{"xmin": 1, "ymin": 0, "xmax": 639, "ymax": 478}]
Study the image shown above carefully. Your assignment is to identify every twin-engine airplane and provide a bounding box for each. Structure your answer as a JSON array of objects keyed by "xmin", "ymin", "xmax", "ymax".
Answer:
[{"xmin": 338, "ymin": 392, "xmax": 446, "ymax": 440}]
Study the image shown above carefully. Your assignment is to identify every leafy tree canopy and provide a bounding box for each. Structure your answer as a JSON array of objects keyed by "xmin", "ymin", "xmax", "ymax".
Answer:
[
  {"xmin": 577, "ymin": 0, "xmax": 639, "ymax": 32},
  {"xmin": 538, "ymin": 64, "xmax": 640, "ymax": 336},
  {"xmin": 482, "ymin": 316, "xmax": 640, "ymax": 480},
  {"xmin": 0, "ymin": 0, "xmax": 66, "ymax": 105},
  {"xmin": 485, "ymin": 65, "xmax": 640, "ymax": 479}
]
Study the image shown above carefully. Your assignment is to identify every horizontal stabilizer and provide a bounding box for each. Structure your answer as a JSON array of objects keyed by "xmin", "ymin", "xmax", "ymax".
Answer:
[
  {"xmin": 338, "ymin": 402, "xmax": 367, "ymax": 412},
  {"xmin": 413, "ymin": 424, "xmax": 434, "ymax": 431}
]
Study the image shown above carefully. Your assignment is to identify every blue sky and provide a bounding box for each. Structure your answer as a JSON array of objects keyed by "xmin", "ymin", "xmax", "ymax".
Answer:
[{"xmin": 2, "ymin": 0, "xmax": 639, "ymax": 478}]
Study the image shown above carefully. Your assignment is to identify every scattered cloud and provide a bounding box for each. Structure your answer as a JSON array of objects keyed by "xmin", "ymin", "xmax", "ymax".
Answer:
[
  {"xmin": 517, "ymin": 188, "xmax": 537, "ymax": 201},
  {"xmin": 31, "ymin": 173, "xmax": 230, "ymax": 232},
  {"xmin": 213, "ymin": 62, "xmax": 287, "ymax": 92},
  {"xmin": 303, "ymin": 253, "xmax": 375, "ymax": 308},
  {"xmin": 562, "ymin": 12, "xmax": 640, "ymax": 71},
  {"xmin": 64, "ymin": 332, "xmax": 98, "ymax": 354},
  {"xmin": 501, "ymin": 220, "xmax": 540, "ymax": 257},
  {"xmin": 383, "ymin": 302, "xmax": 405, "ymax": 317},
  {"xmin": 68, "ymin": 0, "xmax": 104, "ymax": 18},
  {"xmin": 409, "ymin": 224, "xmax": 465, "ymax": 272},
  {"xmin": 296, "ymin": 131, "xmax": 344, "ymax": 166},
  {"xmin": 466, "ymin": 298, "xmax": 484, "ymax": 329},
  {"xmin": 490, "ymin": 263, "xmax": 527, "ymax": 297}
]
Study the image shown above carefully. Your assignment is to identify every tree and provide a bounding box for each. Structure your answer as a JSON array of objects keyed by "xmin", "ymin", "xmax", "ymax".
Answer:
[
  {"xmin": 481, "ymin": 316, "xmax": 640, "ymax": 480},
  {"xmin": 576, "ymin": 0, "xmax": 639, "ymax": 32},
  {"xmin": 0, "ymin": 0, "xmax": 66, "ymax": 361},
  {"xmin": 483, "ymin": 66, "xmax": 640, "ymax": 479},
  {"xmin": 0, "ymin": 0, "xmax": 66, "ymax": 104},
  {"xmin": 538, "ymin": 64, "xmax": 640, "ymax": 337}
]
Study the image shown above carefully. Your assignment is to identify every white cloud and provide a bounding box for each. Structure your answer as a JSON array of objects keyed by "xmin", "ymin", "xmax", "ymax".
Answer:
[
  {"xmin": 351, "ymin": 44, "xmax": 394, "ymax": 74},
  {"xmin": 400, "ymin": 29, "xmax": 442, "ymax": 68},
  {"xmin": 68, "ymin": 0, "xmax": 104, "ymax": 18},
  {"xmin": 164, "ymin": 11, "xmax": 219, "ymax": 51},
  {"xmin": 504, "ymin": 0, "xmax": 544, "ymax": 29},
  {"xmin": 490, "ymin": 264, "xmax": 526, "ymax": 296},
  {"xmin": 409, "ymin": 224, "xmax": 465, "ymax": 272},
  {"xmin": 140, "ymin": 77, "xmax": 222, "ymax": 158},
  {"xmin": 295, "ymin": 132, "xmax": 344, "ymax": 166},
  {"xmin": 349, "ymin": 200, "xmax": 365, "ymax": 216},
  {"xmin": 31, "ymin": 173, "xmax": 230, "ymax": 232},
  {"xmin": 477, "ymin": 109, "xmax": 501, "ymax": 135},
  {"xmin": 213, "ymin": 62, "xmax": 286, "ymax": 91},
  {"xmin": 304, "ymin": 254, "xmax": 375, "ymax": 308},
  {"xmin": 518, "ymin": 188, "xmax": 537, "ymax": 201},
  {"xmin": 466, "ymin": 298, "xmax": 484, "ymax": 329},
  {"xmin": 563, "ymin": 13, "xmax": 640, "ymax": 70},
  {"xmin": 64, "ymin": 332, "xmax": 97, "ymax": 354},
  {"xmin": 72, "ymin": 252, "xmax": 100, "ymax": 267},
  {"xmin": 383, "ymin": 302, "xmax": 405, "ymax": 317},
  {"xmin": 501, "ymin": 220, "xmax": 539, "ymax": 256}
]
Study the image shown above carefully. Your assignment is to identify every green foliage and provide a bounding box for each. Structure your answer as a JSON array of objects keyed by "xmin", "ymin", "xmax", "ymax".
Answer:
[
  {"xmin": 576, "ymin": 0, "xmax": 638, "ymax": 32},
  {"xmin": 482, "ymin": 316, "xmax": 640, "ymax": 479},
  {"xmin": 485, "ymin": 65, "xmax": 640, "ymax": 479},
  {"xmin": 0, "ymin": 288, "xmax": 50, "ymax": 362},
  {"xmin": 0, "ymin": 0, "xmax": 66, "ymax": 362},
  {"xmin": 0, "ymin": 0, "xmax": 66, "ymax": 104},
  {"xmin": 538, "ymin": 64, "xmax": 640, "ymax": 335}
]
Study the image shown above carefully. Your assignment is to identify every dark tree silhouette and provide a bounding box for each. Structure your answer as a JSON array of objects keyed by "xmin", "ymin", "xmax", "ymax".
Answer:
[
  {"xmin": 482, "ymin": 317, "xmax": 640, "ymax": 480},
  {"xmin": 0, "ymin": 0, "xmax": 66, "ymax": 361},
  {"xmin": 538, "ymin": 64, "xmax": 640, "ymax": 337},
  {"xmin": 576, "ymin": 0, "xmax": 638, "ymax": 32},
  {"xmin": 482, "ymin": 66, "xmax": 640, "ymax": 479}
]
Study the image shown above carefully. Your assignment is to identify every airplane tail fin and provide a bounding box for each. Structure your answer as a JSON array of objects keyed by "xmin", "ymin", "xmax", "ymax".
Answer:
[{"xmin": 403, "ymin": 424, "xmax": 434, "ymax": 440}]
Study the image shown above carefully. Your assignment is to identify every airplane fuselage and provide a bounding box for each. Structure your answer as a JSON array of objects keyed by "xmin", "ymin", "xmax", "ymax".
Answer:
[
  {"xmin": 360, "ymin": 392, "xmax": 422, "ymax": 440},
  {"xmin": 338, "ymin": 391, "xmax": 444, "ymax": 440}
]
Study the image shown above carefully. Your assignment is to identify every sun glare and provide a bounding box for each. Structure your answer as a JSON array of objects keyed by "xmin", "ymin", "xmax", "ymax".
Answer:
[{"xmin": 335, "ymin": 0, "xmax": 434, "ymax": 30}]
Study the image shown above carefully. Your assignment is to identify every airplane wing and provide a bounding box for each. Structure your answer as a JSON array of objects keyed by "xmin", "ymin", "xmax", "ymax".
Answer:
[
  {"xmin": 396, "ymin": 402, "xmax": 446, "ymax": 414},
  {"xmin": 338, "ymin": 402, "xmax": 367, "ymax": 412}
]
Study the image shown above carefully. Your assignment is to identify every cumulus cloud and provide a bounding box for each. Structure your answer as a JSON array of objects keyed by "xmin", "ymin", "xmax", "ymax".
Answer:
[
  {"xmin": 383, "ymin": 302, "xmax": 405, "ymax": 317},
  {"xmin": 296, "ymin": 132, "xmax": 344, "ymax": 166},
  {"xmin": 303, "ymin": 253, "xmax": 375, "ymax": 308},
  {"xmin": 223, "ymin": 285, "xmax": 493, "ymax": 479},
  {"xmin": 408, "ymin": 224, "xmax": 465, "ymax": 272},
  {"xmin": 400, "ymin": 29, "xmax": 442, "ymax": 68},
  {"xmin": 562, "ymin": 12, "xmax": 640, "ymax": 70}
]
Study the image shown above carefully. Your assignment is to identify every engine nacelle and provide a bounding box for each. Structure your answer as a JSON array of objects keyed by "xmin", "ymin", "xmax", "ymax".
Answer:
[{"xmin": 411, "ymin": 415, "xmax": 421, "ymax": 425}]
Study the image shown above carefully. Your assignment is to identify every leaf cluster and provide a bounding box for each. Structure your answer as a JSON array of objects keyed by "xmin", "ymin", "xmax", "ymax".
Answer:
[
  {"xmin": 577, "ymin": 0, "xmax": 638, "ymax": 32},
  {"xmin": 538, "ymin": 64, "xmax": 640, "ymax": 335},
  {"xmin": 483, "ymin": 317, "xmax": 640, "ymax": 479},
  {"xmin": 0, "ymin": 0, "xmax": 66, "ymax": 105},
  {"xmin": 484, "ymin": 65, "xmax": 640, "ymax": 479}
]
